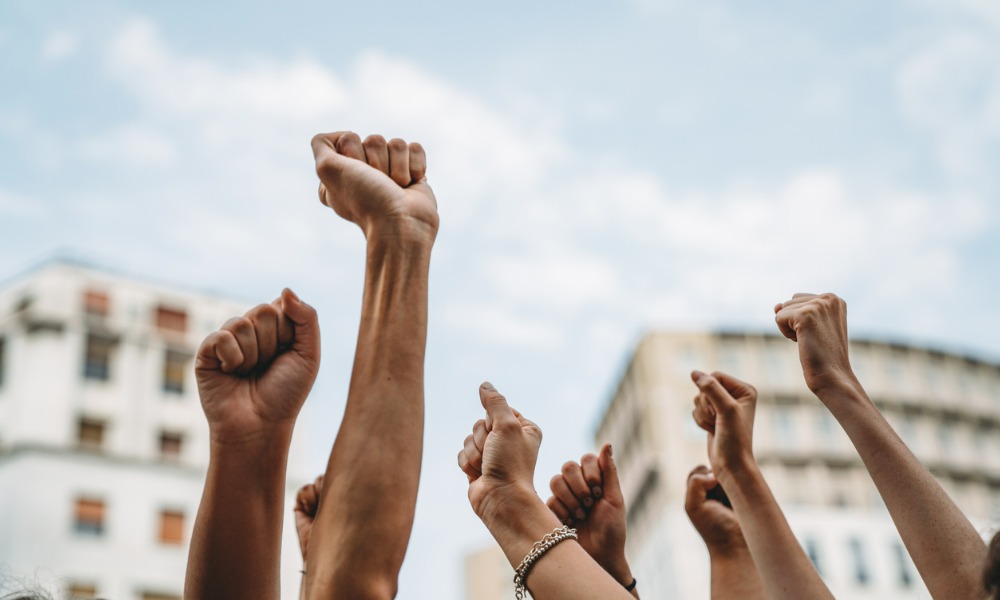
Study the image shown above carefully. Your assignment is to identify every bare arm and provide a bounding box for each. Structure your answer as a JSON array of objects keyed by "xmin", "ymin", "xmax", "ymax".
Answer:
[
  {"xmin": 459, "ymin": 383, "xmax": 635, "ymax": 600},
  {"xmin": 691, "ymin": 371, "xmax": 834, "ymax": 600},
  {"xmin": 304, "ymin": 132, "xmax": 438, "ymax": 599},
  {"xmin": 185, "ymin": 291, "xmax": 320, "ymax": 600},
  {"xmin": 776, "ymin": 293, "xmax": 988, "ymax": 600},
  {"xmin": 684, "ymin": 466, "xmax": 765, "ymax": 600}
]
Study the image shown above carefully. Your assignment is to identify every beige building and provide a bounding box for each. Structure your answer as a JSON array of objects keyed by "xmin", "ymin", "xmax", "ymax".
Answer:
[
  {"xmin": 598, "ymin": 330, "xmax": 1000, "ymax": 599},
  {"xmin": 0, "ymin": 259, "xmax": 307, "ymax": 600},
  {"xmin": 465, "ymin": 329, "xmax": 1000, "ymax": 599}
]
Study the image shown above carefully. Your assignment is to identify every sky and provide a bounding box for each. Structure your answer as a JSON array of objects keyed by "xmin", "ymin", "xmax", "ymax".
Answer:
[{"xmin": 1, "ymin": 0, "xmax": 999, "ymax": 598}]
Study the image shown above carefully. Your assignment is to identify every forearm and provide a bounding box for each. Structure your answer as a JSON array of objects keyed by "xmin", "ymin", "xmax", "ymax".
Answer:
[
  {"xmin": 185, "ymin": 435, "xmax": 293, "ymax": 600},
  {"xmin": 720, "ymin": 464, "xmax": 834, "ymax": 600},
  {"xmin": 307, "ymin": 230, "xmax": 433, "ymax": 596},
  {"xmin": 481, "ymin": 491, "xmax": 635, "ymax": 600},
  {"xmin": 709, "ymin": 549, "xmax": 765, "ymax": 600},
  {"xmin": 820, "ymin": 379, "xmax": 987, "ymax": 599}
]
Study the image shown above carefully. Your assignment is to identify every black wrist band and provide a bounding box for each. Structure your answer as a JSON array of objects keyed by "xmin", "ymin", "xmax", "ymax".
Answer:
[{"xmin": 624, "ymin": 577, "xmax": 637, "ymax": 591}]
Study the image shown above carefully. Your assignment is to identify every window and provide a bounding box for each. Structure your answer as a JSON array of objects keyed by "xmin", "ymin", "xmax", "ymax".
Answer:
[
  {"xmin": 67, "ymin": 583, "xmax": 98, "ymax": 599},
  {"xmin": 141, "ymin": 592, "xmax": 181, "ymax": 600},
  {"xmin": 155, "ymin": 306, "xmax": 187, "ymax": 333},
  {"xmin": 83, "ymin": 334, "xmax": 116, "ymax": 381},
  {"xmin": 83, "ymin": 290, "xmax": 109, "ymax": 317},
  {"xmin": 158, "ymin": 509, "xmax": 185, "ymax": 545},
  {"xmin": 848, "ymin": 538, "xmax": 870, "ymax": 585},
  {"xmin": 77, "ymin": 417, "xmax": 106, "ymax": 450},
  {"xmin": 803, "ymin": 537, "xmax": 823, "ymax": 577},
  {"xmin": 162, "ymin": 350, "xmax": 189, "ymax": 394},
  {"xmin": 73, "ymin": 497, "xmax": 105, "ymax": 536},
  {"xmin": 159, "ymin": 430, "xmax": 183, "ymax": 461},
  {"xmin": 772, "ymin": 407, "xmax": 796, "ymax": 449},
  {"xmin": 892, "ymin": 541, "xmax": 914, "ymax": 587}
]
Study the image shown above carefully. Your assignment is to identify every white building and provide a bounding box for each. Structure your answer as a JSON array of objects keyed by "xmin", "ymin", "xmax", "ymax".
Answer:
[
  {"xmin": 0, "ymin": 259, "xmax": 307, "ymax": 600},
  {"xmin": 598, "ymin": 330, "xmax": 1000, "ymax": 600}
]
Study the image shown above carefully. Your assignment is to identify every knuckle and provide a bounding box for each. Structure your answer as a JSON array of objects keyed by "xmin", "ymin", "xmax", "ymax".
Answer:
[
  {"xmin": 387, "ymin": 137, "xmax": 408, "ymax": 151},
  {"xmin": 408, "ymin": 141, "xmax": 424, "ymax": 153},
  {"xmin": 561, "ymin": 461, "xmax": 577, "ymax": 474},
  {"xmin": 550, "ymin": 474, "xmax": 564, "ymax": 489},
  {"xmin": 363, "ymin": 134, "xmax": 386, "ymax": 148}
]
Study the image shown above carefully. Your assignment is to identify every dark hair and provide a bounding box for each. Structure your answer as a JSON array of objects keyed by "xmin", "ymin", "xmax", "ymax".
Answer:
[{"xmin": 986, "ymin": 531, "xmax": 1000, "ymax": 600}]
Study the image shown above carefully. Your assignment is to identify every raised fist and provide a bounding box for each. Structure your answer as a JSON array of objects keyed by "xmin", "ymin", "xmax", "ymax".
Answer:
[
  {"xmin": 685, "ymin": 465, "xmax": 747, "ymax": 555},
  {"xmin": 774, "ymin": 293, "xmax": 856, "ymax": 395},
  {"xmin": 691, "ymin": 370, "xmax": 758, "ymax": 481},
  {"xmin": 311, "ymin": 131, "xmax": 439, "ymax": 239},
  {"xmin": 195, "ymin": 289, "xmax": 320, "ymax": 445}
]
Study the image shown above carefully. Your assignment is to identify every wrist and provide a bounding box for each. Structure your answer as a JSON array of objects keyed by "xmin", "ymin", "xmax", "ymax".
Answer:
[
  {"xmin": 713, "ymin": 454, "xmax": 759, "ymax": 493},
  {"xmin": 601, "ymin": 556, "xmax": 634, "ymax": 587},
  {"xmin": 363, "ymin": 216, "xmax": 438, "ymax": 246}
]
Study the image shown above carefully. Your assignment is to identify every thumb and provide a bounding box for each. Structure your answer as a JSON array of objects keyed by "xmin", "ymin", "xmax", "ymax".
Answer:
[
  {"xmin": 691, "ymin": 371, "xmax": 737, "ymax": 416},
  {"xmin": 597, "ymin": 443, "xmax": 624, "ymax": 506},
  {"xmin": 280, "ymin": 288, "xmax": 320, "ymax": 361},
  {"xmin": 311, "ymin": 132, "xmax": 351, "ymax": 181},
  {"xmin": 684, "ymin": 465, "xmax": 712, "ymax": 514},
  {"xmin": 479, "ymin": 382, "xmax": 516, "ymax": 431}
]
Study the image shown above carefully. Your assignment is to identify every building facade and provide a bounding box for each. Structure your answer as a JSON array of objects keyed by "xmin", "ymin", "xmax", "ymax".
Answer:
[
  {"xmin": 596, "ymin": 330, "xmax": 1000, "ymax": 600},
  {"xmin": 0, "ymin": 260, "xmax": 306, "ymax": 600}
]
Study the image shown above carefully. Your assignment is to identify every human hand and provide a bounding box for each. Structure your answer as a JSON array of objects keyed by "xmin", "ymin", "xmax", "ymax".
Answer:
[
  {"xmin": 195, "ymin": 289, "xmax": 320, "ymax": 446},
  {"xmin": 774, "ymin": 293, "xmax": 857, "ymax": 396},
  {"xmin": 457, "ymin": 382, "xmax": 542, "ymax": 524},
  {"xmin": 690, "ymin": 371, "xmax": 758, "ymax": 482},
  {"xmin": 685, "ymin": 465, "xmax": 748, "ymax": 557},
  {"xmin": 545, "ymin": 444, "xmax": 631, "ymax": 583},
  {"xmin": 311, "ymin": 131, "xmax": 439, "ymax": 240},
  {"xmin": 294, "ymin": 475, "xmax": 324, "ymax": 561}
]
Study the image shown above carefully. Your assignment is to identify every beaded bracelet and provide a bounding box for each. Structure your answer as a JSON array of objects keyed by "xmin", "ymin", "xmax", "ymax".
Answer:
[{"xmin": 513, "ymin": 525, "xmax": 578, "ymax": 599}]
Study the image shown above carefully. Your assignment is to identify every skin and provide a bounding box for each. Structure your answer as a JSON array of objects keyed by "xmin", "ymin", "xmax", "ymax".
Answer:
[
  {"xmin": 684, "ymin": 465, "xmax": 765, "ymax": 600},
  {"xmin": 303, "ymin": 131, "xmax": 438, "ymax": 600},
  {"xmin": 544, "ymin": 445, "xmax": 639, "ymax": 599},
  {"xmin": 774, "ymin": 293, "xmax": 990, "ymax": 600},
  {"xmin": 691, "ymin": 369, "xmax": 835, "ymax": 600},
  {"xmin": 458, "ymin": 383, "xmax": 635, "ymax": 600},
  {"xmin": 184, "ymin": 289, "xmax": 321, "ymax": 600},
  {"xmin": 294, "ymin": 475, "xmax": 324, "ymax": 600}
]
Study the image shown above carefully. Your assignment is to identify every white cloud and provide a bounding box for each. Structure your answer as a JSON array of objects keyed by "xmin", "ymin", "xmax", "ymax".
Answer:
[
  {"xmin": 444, "ymin": 303, "xmax": 564, "ymax": 347},
  {"xmin": 77, "ymin": 125, "xmax": 177, "ymax": 167},
  {"xmin": 41, "ymin": 31, "xmax": 79, "ymax": 62},
  {"xmin": 896, "ymin": 30, "xmax": 1000, "ymax": 177},
  {"xmin": 0, "ymin": 189, "xmax": 46, "ymax": 218}
]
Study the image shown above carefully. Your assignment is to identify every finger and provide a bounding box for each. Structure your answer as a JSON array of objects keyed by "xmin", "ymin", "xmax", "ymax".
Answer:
[
  {"xmin": 463, "ymin": 433, "xmax": 483, "ymax": 475},
  {"xmin": 597, "ymin": 443, "xmax": 624, "ymax": 505},
  {"xmin": 711, "ymin": 371, "xmax": 756, "ymax": 400},
  {"xmin": 362, "ymin": 134, "xmax": 389, "ymax": 175},
  {"xmin": 408, "ymin": 141, "xmax": 426, "ymax": 184},
  {"xmin": 387, "ymin": 138, "xmax": 411, "ymax": 187},
  {"xmin": 775, "ymin": 306, "xmax": 798, "ymax": 341},
  {"xmin": 310, "ymin": 132, "xmax": 348, "ymax": 163},
  {"xmin": 691, "ymin": 370, "xmax": 738, "ymax": 415},
  {"xmin": 550, "ymin": 474, "xmax": 587, "ymax": 521},
  {"xmin": 269, "ymin": 295, "xmax": 295, "ymax": 350},
  {"xmin": 311, "ymin": 132, "xmax": 351, "ymax": 190},
  {"xmin": 457, "ymin": 449, "xmax": 478, "ymax": 481},
  {"xmin": 222, "ymin": 316, "xmax": 259, "ymax": 374},
  {"xmin": 196, "ymin": 330, "xmax": 243, "ymax": 373},
  {"xmin": 580, "ymin": 453, "xmax": 602, "ymax": 499},
  {"xmin": 546, "ymin": 496, "xmax": 572, "ymax": 526},
  {"xmin": 692, "ymin": 404, "xmax": 715, "ymax": 433},
  {"xmin": 472, "ymin": 419, "xmax": 487, "ymax": 453},
  {"xmin": 561, "ymin": 461, "xmax": 594, "ymax": 509},
  {"xmin": 479, "ymin": 381, "xmax": 517, "ymax": 431},
  {"xmin": 280, "ymin": 289, "xmax": 320, "ymax": 363},
  {"xmin": 684, "ymin": 466, "xmax": 712, "ymax": 514},
  {"xmin": 335, "ymin": 131, "xmax": 365, "ymax": 161},
  {"xmin": 246, "ymin": 303, "xmax": 280, "ymax": 368}
]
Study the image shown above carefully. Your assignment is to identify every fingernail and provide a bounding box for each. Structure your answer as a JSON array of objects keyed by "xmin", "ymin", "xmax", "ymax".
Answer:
[
  {"xmin": 691, "ymin": 370, "xmax": 705, "ymax": 382},
  {"xmin": 481, "ymin": 381, "xmax": 495, "ymax": 391},
  {"xmin": 575, "ymin": 509, "xmax": 586, "ymax": 521},
  {"xmin": 607, "ymin": 444, "xmax": 613, "ymax": 457},
  {"xmin": 583, "ymin": 497, "xmax": 593, "ymax": 507},
  {"xmin": 593, "ymin": 487, "xmax": 602, "ymax": 498}
]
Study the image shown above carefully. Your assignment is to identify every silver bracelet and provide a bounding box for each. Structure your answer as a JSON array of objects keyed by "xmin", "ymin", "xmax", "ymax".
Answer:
[{"xmin": 513, "ymin": 525, "xmax": 578, "ymax": 599}]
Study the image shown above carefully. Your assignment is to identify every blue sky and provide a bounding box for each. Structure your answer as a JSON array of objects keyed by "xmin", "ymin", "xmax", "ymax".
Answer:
[{"xmin": 2, "ymin": 0, "xmax": 999, "ymax": 597}]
